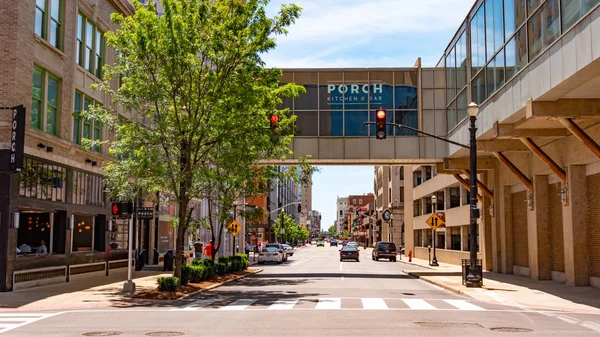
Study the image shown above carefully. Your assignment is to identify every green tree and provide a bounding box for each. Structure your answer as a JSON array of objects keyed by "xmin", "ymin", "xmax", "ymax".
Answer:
[
  {"xmin": 90, "ymin": 0, "xmax": 304, "ymax": 282},
  {"xmin": 327, "ymin": 225, "xmax": 337, "ymax": 237}
]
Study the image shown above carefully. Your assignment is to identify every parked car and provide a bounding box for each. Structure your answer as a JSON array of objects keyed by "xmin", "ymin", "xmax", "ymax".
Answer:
[
  {"xmin": 265, "ymin": 243, "xmax": 288, "ymax": 262},
  {"xmin": 316, "ymin": 241, "xmax": 325, "ymax": 247},
  {"xmin": 258, "ymin": 247, "xmax": 283, "ymax": 264},
  {"xmin": 310, "ymin": 240, "xmax": 317, "ymax": 245},
  {"xmin": 339, "ymin": 246, "xmax": 360, "ymax": 262},
  {"xmin": 346, "ymin": 241, "xmax": 357, "ymax": 247},
  {"xmin": 372, "ymin": 241, "xmax": 397, "ymax": 262},
  {"xmin": 283, "ymin": 244, "xmax": 294, "ymax": 256},
  {"xmin": 330, "ymin": 240, "xmax": 338, "ymax": 247}
]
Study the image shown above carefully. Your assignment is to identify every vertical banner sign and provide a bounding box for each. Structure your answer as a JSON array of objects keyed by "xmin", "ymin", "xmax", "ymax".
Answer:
[{"xmin": 10, "ymin": 106, "xmax": 26, "ymax": 172}]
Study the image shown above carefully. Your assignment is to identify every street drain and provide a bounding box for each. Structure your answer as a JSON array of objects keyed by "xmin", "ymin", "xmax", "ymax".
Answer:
[
  {"xmin": 145, "ymin": 332, "xmax": 185, "ymax": 337},
  {"xmin": 490, "ymin": 327, "xmax": 533, "ymax": 333},
  {"xmin": 82, "ymin": 332, "xmax": 122, "ymax": 336},
  {"xmin": 415, "ymin": 322, "xmax": 483, "ymax": 328}
]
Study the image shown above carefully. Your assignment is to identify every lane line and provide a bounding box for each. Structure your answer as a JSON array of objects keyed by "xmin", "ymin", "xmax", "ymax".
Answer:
[
  {"xmin": 171, "ymin": 299, "xmax": 216, "ymax": 311},
  {"xmin": 315, "ymin": 298, "xmax": 341, "ymax": 310},
  {"xmin": 219, "ymin": 299, "xmax": 257, "ymax": 311},
  {"xmin": 339, "ymin": 263, "xmax": 343, "ymax": 271},
  {"xmin": 581, "ymin": 321, "xmax": 600, "ymax": 333},
  {"xmin": 0, "ymin": 312, "xmax": 63, "ymax": 335},
  {"xmin": 361, "ymin": 298, "xmax": 389, "ymax": 310},
  {"xmin": 268, "ymin": 299, "xmax": 299, "ymax": 310},
  {"xmin": 402, "ymin": 299, "xmax": 437, "ymax": 310},
  {"xmin": 444, "ymin": 300, "xmax": 485, "ymax": 311}
]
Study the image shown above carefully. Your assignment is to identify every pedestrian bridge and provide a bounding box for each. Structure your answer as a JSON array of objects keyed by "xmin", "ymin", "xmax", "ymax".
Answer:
[{"xmin": 265, "ymin": 67, "xmax": 450, "ymax": 165}]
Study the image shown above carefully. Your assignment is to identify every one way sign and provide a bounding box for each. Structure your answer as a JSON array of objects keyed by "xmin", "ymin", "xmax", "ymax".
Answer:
[{"xmin": 426, "ymin": 213, "xmax": 445, "ymax": 230}]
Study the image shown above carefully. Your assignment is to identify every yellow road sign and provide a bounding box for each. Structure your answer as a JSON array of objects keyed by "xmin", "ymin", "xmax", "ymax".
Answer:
[
  {"xmin": 228, "ymin": 220, "xmax": 242, "ymax": 236},
  {"xmin": 426, "ymin": 213, "xmax": 445, "ymax": 230}
]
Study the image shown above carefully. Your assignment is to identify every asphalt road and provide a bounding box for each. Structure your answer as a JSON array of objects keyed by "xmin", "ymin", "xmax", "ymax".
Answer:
[{"xmin": 3, "ymin": 243, "xmax": 600, "ymax": 336}]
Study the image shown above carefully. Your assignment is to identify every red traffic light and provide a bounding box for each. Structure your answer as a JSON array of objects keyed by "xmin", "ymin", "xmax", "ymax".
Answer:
[
  {"xmin": 375, "ymin": 108, "xmax": 387, "ymax": 140},
  {"xmin": 112, "ymin": 203, "xmax": 120, "ymax": 216},
  {"xmin": 376, "ymin": 109, "xmax": 386, "ymax": 120},
  {"xmin": 270, "ymin": 115, "xmax": 279, "ymax": 123}
]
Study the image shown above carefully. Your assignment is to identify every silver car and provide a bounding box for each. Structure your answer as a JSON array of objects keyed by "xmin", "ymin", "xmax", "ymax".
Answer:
[
  {"xmin": 283, "ymin": 244, "xmax": 294, "ymax": 256},
  {"xmin": 265, "ymin": 243, "xmax": 288, "ymax": 261},
  {"xmin": 258, "ymin": 247, "xmax": 283, "ymax": 264}
]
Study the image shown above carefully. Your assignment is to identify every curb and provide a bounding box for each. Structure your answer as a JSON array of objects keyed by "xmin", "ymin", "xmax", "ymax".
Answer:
[
  {"xmin": 178, "ymin": 268, "xmax": 263, "ymax": 301},
  {"xmin": 406, "ymin": 271, "xmax": 477, "ymax": 300}
]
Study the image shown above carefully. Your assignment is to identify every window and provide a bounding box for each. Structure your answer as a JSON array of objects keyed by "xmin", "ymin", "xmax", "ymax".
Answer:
[
  {"xmin": 77, "ymin": 13, "xmax": 105, "ymax": 78},
  {"xmin": 73, "ymin": 215, "xmax": 94, "ymax": 252},
  {"xmin": 352, "ymin": 199, "xmax": 357, "ymax": 205},
  {"xmin": 485, "ymin": 0, "xmax": 504, "ymax": 60},
  {"xmin": 528, "ymin": 0, "xmax": 560, "ymax": 60},
  {"xmin": 35, "ymin": 0, "xmax": 63, "ymax": 49},
  {"xmin": 505, "ymin": 0, "xmax": 527, "ymax": 39},
  {"xmin": 470, "ymin": 4, "xmax": 486, "ymax": 76},
  {"xmin": 73, "ymin": 92, "xmax": 103, "ymax": 152},
  {"xmin": 32, "ymin": 66, "xmax": 60, "ymax": 135},
  {"xmin": 486, "ymin": 51, "xmax": 505, "ymax": 96},
  {"xmin": 562, "ymin": 0, "xmax": 600, "ymax": 32},
  {"xmin": 400, "ymin": 187, "xmax": 404, "ymax": 202},
  {"xmin": 359, "ymin": 199, "xmax": 363, "ymax": 204},
  {"xmin": 505, "ymin": 27, "xmax": 528, "ymax": 81},
  {"xmin": 109, "ymin": 219, "xmax": 129, "ymax": 250}
]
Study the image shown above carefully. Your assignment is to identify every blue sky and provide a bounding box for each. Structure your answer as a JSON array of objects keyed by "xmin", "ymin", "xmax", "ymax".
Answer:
[{"xmin": 264, "ymin": 0, "xmax": 474, "ymax": 230}]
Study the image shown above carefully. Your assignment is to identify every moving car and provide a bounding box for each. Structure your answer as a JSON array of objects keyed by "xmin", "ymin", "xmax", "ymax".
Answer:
[
  {"xmin": 330, "ymin": 239, "xmax": 338, "ymax": 247},
  {"xmin": 310, "ymin": 240, "xmax": 317, "ymax": 245},
  {"xmin": 372, "ymin": 241, "xmax": 397, "ymax": 262},
  {"xmin": 346, "ymin": 241, "xmax": 357, "ymax": 246},
  {"xmin": 316, "ymin": 241, "xmax": 325, "ymax": 247},
  {"xmin": 258, "ymin": 247, "xmax": 283, "ymax": 264},
  {"xmin": 283, "ymin": 244, "xmax": 294, "ymax": 256},
  {"xmin": 265, "ymin": 243, "xmax": 288, "ymax": 262},
  {"xmin": 339, "ymin": 246, "xmax": 360, "ymax": 262}
]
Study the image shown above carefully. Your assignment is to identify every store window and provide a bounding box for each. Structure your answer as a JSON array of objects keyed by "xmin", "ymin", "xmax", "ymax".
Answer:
[
  {"xmin": 19, "ymin": 157, "xmax": 67, "ymax": 202},
  {"xmin": 32, "ymin": 66, "xmax": 60, "ymax": 135},
  {"xmin": 72, "ymin": 215, "xmax": 94, "ymax": 252},
  {"xmin": 35, "ymin": 0, "xmax": 63, "ymax": 50},
  {"xmin": 17, "ymin": 213, "xmax": 51, "ymax": 255},
  {"xmin": 72, "ymin": 170, "xmax": 104, "ymax": 207},
  {"xmin": 158, "ymin": 221, "xmax": 175, "ymax": 253}
]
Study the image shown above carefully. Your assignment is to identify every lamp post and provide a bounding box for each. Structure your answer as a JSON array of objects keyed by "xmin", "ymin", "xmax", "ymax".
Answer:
[
  {"xmin": 430, "ymin": 195, "xmax": 439, "ymax": 266},
  {"xmin": 466, "ymin": 102, "xmax": 482, "ymax": 287}
]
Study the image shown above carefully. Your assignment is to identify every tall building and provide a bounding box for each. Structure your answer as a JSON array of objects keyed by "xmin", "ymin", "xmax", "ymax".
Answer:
[
  {"xmin": 336, "ymin": 197, "xmax": 348, "ymax": 233},
  {"xmin": 346, "ymin": 194, "xmax": 375, "ymax": 244},
  {"xmin": 374, "ymin": 166, "xmax": 405, "ymax": 247}
]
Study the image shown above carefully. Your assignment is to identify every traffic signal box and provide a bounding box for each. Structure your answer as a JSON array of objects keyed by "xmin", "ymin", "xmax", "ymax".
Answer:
[{"xmin": 375, "ymin": 109, "xmax": 387, "ymax": 139}]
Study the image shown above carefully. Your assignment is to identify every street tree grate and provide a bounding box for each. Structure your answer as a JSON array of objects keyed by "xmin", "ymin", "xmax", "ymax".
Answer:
[
  {"xmin": 82, "ymin": 332, "xmax": 123, "ymax": 336},
  {"xmin": 415, "ymin": 322, "xmax": 483, "ymax": 328},
  {"xmin": 145, "ymin": 332, "xmax": 185, "ymax": 337},
  {"xmin": 490, "ymin": 327, "xmax": 533, "ymax": 333}
]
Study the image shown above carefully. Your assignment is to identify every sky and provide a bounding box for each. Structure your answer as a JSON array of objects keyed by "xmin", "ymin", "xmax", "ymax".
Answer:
[{"xmin": 263, "ymin": 0, "xmax": 475, "ymax": 230}]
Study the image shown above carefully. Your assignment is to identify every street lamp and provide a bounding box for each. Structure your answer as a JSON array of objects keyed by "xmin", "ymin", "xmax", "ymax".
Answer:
[
  {"xmin": 466, "ymin": 102, "xmax": 482, "ymax": 287},
  {"xmin": 430, "ymin": 195, "xmax": 439, "ymax": 266}
]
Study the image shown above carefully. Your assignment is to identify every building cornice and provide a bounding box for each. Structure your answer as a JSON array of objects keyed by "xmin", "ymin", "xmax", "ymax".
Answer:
[{"xmin": 108, "ymin": 0, "xmax": 135, "ymax": 16}]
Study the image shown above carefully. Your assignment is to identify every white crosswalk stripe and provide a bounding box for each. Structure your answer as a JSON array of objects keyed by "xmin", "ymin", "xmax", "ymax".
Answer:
[
  {"xmin": 268, "ymin": 299, "xmax": 299, "ymax": 310},
  {"xmin": 219, "ymin": 299, "xmax": 257, "ymax": 311},
  {"xmin": 444, "ymin": 299, "xmax": 485, "ymax": 311},
  {"xmin": 172, "ymin": 297, "xmax": 488, "ymax": 311},
  {"xmin": 0, "ymin": 313, "xmax": 57, "ymax": 335},
  {"xmin": 315, "ymin": 298, "xmax": 341, "ymax": 310},
  {"xmin": 402, "ymin": 298, "xmax": 437, "ymax": 310}
]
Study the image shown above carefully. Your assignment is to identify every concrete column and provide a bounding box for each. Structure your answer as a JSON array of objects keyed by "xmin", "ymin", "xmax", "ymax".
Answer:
[
  {"xmin": 527, "ymin": 175, "xmax": 551, "ymax": 280},
  {"xmin": 445, "ymin": 228, "xmax": 452, "ymax": 249},
  {"xmin": 491, "ymin": 164, "xmax": 501, "ymax": 273},
  {"xmin": 404, "ymin": 165, "xmax": 415, "ymax": 253},
  {"xmin": 498, "ymin": 186, "xmax": 513, "ymax": 274},
  {"xmin": 562, "ymin": 165, "xmax": 589, "ymax": 286},
  {"xmin": 481, "ymin": 171, "xmax": 493, "ymax": 271},
  {"xmin": 460, "ymin": 225, "xmax": 468, "ymax": 251}
]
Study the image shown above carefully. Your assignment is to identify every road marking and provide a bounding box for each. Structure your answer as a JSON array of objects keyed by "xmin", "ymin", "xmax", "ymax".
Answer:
[
  {"xmin": 289, "ymin": 257, "xmax": 313, "ymax": 267},
  {"xmin": 444, "ymin": 300, "xmax": 485, "ymax": 311},
  {"xmin": 0, "ymin": 312, "xmax": 62, "ymax": 335},
  {"xmin": 315, "ymin": 298, "xmax": 341, "ymax": 310},
  {"xmin": 556, "ymin": 314, "xmax": 580, "ymax": 325},
  {"xmin": 361, "ymin": 298, "xmax": 389, "ymax": 310},
  {"xmin": 581, "ymin": 321, "xmax": 600, "ymax": 333},
  {"xmin": 339, "ymin": 263, "xmax": 343, "ymax": 271},
  {"xmin": 402, "ymin": 299, "xmax": 437, "ymax": 310},
  {"xmin": 219, "ymin": 299, "xmax": 257, "ymax": 311},
  {"xmin": 171, "ymin": 299, "xmax": 216, "ymax": 311},
  {"xmin": 268, "ymin": 299, "xmax": 299, "ymax": 310}
]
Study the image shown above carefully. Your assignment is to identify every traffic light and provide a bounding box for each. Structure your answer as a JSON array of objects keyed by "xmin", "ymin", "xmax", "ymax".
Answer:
[
  {"xmin": 375, "ymin": 108, "xmax": 387, "ymax": 139},
  {"xmin": 111, "ymin": 202, "xmax": 133, "ymax": 216},
  {"xmin": 270, "ymin": 115, "xmax": 279, "ymax": 130}
]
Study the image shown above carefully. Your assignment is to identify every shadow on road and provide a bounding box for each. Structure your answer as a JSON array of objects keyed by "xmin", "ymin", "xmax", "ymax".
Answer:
[{"xmin": 250, "ymin": 273, "xmax": 414, "ymax": 279}]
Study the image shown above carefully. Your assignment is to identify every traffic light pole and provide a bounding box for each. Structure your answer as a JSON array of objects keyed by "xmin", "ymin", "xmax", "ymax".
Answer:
[{"xmin": 363, "ymin": 122, "xmax": 470, "ymax": 150}]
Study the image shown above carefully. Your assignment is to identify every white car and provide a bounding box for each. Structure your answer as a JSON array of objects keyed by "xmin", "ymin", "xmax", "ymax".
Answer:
[
  {"xmin": 347, "ymin": 241, "xmax": 357, "ymax": 246},
  {"xmin": 258, "ymin": 247, "xmax": 283, "ymax": 264},
  {"xmin": 283, "ymin": 244, "xmax": 294, "ymax": 256},
  {"xmin": 310, "ymin": 240, "xmax": 317, "ymax": 245}
]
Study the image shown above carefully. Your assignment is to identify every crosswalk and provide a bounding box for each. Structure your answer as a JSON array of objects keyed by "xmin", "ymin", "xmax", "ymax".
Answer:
[
  {"xmin": 0, "ymin": 313, "xmax": 58, "ymax": 335},
  {"xmin": 171, "ymin": 297, "xmax": 490, "ymax": 311}
]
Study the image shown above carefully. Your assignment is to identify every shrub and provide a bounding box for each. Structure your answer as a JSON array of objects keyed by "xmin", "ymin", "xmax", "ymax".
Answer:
[
  {"xmin": 157, "ymin": 277, "xmax": 179, "ymax": 292},
  {"xmin": 190, "ymin": 265, "xmax": 206, "ymax": 283},
  {"xmin": 204, "ymin": 265, "xmax": 215, "ymax": 279},
  {"xmin": 181, "ymin": 265, "xmax": 192, "ymax": 285},
  {"xmin": 235, "ymin": 254, "xmax": 250, "ymax": 270},
  {"xmin": 215, "ymin": 262, "xmax": 227, "ymax": 276}
]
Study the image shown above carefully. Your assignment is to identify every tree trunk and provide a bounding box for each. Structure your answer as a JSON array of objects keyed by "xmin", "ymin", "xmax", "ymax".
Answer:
[
  {"xmin": 208, "ymin": 198, "xmax": 217, "ymax": 261},
  {"xmin": 174, "ymin": 140, "xmax": 189, "ymax": 284}
]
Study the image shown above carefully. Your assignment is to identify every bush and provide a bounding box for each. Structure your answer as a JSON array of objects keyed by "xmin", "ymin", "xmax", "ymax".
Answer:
[
  {"xmin": 235, "ymin": 254, "xmax": 250, "ymax": 270},
  {"xmin": 157, "ymin": 277, "xmax": 179, "ymax": 292},
  {"xmin": 181, "ymin": 265, "xmax": 192, "ymax": 285},
  {"xmin": 215, "ymin": 262, "xmax": 228, "ymax": 276}
]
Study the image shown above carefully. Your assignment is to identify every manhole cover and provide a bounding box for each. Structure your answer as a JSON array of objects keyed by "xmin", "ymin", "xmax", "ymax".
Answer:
[
  {"xmin": 82, "ymin": 333, "xmax": 122, "ymax": 337},
  {"xmin": 145, "ymin": 332, "xmax": 185, "ymax": 337},
  {"xmin": 415, "ymin": 322, "xmax": 483, "ymax": 328},
  {"xmin": 490, "ymin": 327, "xmax": 533, "ymax": 333}
]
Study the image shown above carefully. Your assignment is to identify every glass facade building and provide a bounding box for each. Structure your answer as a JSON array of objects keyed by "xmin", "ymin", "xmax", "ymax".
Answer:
[
  {"xmin": 280, "ymin": 70, "xmax": 419, "ymax": 137},
  {"xmin": 445, "ymin": 0, "xmax": 600, "ymax": 132}
]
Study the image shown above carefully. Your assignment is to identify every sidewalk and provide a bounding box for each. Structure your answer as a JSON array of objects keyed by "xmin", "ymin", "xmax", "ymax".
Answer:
[
  {"xmin": 402, "ymin": 257, "xmax": 600, "ymax": 314},
  {"xmin": 0, "ymin": 260, "xmax": 260, "ymax": 312}
]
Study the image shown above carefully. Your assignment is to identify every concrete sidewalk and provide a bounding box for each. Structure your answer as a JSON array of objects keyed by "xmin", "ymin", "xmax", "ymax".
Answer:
[{"xmin": 402, "ymin": 257, "xmax": 600, "ymax": 314}]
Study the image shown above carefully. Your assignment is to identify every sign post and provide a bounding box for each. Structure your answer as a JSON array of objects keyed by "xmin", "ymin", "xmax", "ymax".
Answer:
[
  {"xmin": 228, "ymin": 220, "xmax": 241, "ymax": 256},
  {"xmin": 426, "ymin": 213, "xmax": 445, "ymax": 267}
]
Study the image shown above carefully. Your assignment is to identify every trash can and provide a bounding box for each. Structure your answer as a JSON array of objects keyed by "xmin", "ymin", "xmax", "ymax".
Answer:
[
  {"xmin": 163, "ymin": 249, "xmax": 174, "ymax": 271},
  {"xmin": 461, "ymin": 259, "xmax": 483, "ymax": 285}
]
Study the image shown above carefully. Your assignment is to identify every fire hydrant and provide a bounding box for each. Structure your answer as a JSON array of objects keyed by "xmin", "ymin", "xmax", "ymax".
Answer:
[{"xmin": 408, "ymin": 250, "xmax": 413, "ymax": 262}]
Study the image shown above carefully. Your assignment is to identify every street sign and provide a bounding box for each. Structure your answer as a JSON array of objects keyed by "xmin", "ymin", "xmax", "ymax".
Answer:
[
  {"xmin": 227, "ymin": 220, "xmax": 242, "ymax": 236},
  {"xmin": 426, "ymin": 213, "xmax": 446, "ymax": 230},
  {"xmin": 280, "ymin": 228, "xmax": 285, "ymax": 234},
  {"xmin": 136, "ymin": 207, "xmax": 154, "ymax": 219},
  {"xmin": 382, "ymin": 209, "xmax": 391, "ymax": 221}
]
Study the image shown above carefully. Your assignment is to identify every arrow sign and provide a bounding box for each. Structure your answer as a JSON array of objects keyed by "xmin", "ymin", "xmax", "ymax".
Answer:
[
  {"xmin": 228, "ymin": 220, "xmax": 242, "ymax": 236},
  {"xmin": 426, "ymin": 213, "xmax": 446, "ymax": 230}
]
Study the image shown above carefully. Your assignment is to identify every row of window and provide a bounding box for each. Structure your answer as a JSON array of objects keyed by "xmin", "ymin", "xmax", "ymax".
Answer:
[
  {"xmin": 31, "ymin": 66, "xmax": 103, "ymax": 152},
  {"xmin": 446, "ymin": 0, "xmax": 600, "ymax": 132},
  {"xmin": 35, "ymin": 0, "xmax": 106, "ymax": 79}
]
